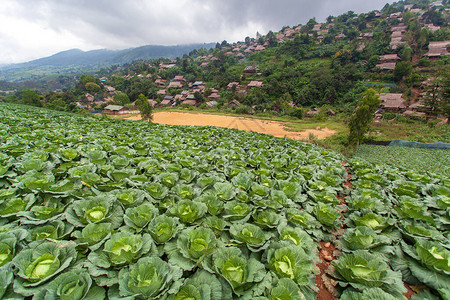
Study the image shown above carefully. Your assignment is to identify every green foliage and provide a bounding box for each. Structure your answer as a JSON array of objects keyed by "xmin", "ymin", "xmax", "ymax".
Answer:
[
  {"xmin": 348, "ymin": 88, "xmax": 381, "ymax": 147},
  {"xmin": 135, "ymin": 93, "xmax": 153, "ymax": 121}
]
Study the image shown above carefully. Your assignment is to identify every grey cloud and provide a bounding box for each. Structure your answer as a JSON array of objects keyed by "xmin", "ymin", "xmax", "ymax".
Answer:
[{"xmin": 1, "ymin": 0, "xmax": 395, "ymax": 63}]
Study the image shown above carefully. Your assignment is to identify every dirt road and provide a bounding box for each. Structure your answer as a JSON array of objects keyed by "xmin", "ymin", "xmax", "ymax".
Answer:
[{"xmin": 126, "ymin": 112, "xmax": 337, "ymax": 140}]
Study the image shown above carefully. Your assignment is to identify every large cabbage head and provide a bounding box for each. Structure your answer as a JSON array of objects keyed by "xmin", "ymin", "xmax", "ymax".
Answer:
[
  {"xmin": 12, "ymin": 240, "xmax": 77, "ymax": 296},
  {"xmin": 148, "ymin": 215, "xmax": 179, "ymax": 244},
  {"xmin": 266, "ymin": 242, "xmax": 312, "ymax": 285},
  {"xmin": 118, "ymin": 256, "xmax": 183, "ymax": 299},
  {"xmin": 177, "ymin": 227, "xmax": 217, "ymax": 260},
  {"xmin": 65, "ymin": 196, "xmax": 123, "ymax": 228},
  {"xmin": 102, "ymin": 232, "xmax": 153, "ymax": 266},
  {"xmin": 33, "ymin": 270, "xmax": 105, "ymax": 300},
  {"xmin": 212, "ymin": 246, "xmax": 265, "ymax": 293},
  {"xmin": 169, "ymin": 200, "xmax": 207, "ymax": 224}
]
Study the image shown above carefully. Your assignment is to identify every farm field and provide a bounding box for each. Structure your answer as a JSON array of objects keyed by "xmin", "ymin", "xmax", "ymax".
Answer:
[
  {"xmin": 355, "ymin": 145, "xmax": 450, "ymax": 177},
  {"xmin": 126, "ymin": 111, "xmax": 338, "ymax": 140},
  {"xmin": 0, "ymin": 104, "xmax": 449, "ymax": 299}
]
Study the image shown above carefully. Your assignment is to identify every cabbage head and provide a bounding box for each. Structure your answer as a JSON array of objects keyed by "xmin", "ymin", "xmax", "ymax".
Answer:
[
  {"xmin": 65, "ymin": 196, "xmax": 123, "ymax": 229},
  {"xmin": 124, "ymin": 203, "xmax": 158, "ymax": 232},
  {"xmin": 173, "ymin": 270, "xmax": 225, "ymax": 300},
  {"xmin": 332, "ymin": 250, "xmax": 405, "ymax": 297},
  {"xmin": 12, "ymin": 240, "xmax": 77, "ymax": 296},
  {"xmin": 34, "ymin": 270, "xmax": 105, "ymax": 300},
  {"xmin": 229, "ymin": 223, "xmax": 270, "ymax": 252},
  {"xmin": 169, "ymin": 200, "xmax": 207, "ymax": 224},
  {"xmin": 212, "ymin": 246, "xmax": 266, "ymax": 296},
  {"xmin": 266, "ymin": 242, "xmax": 313, "ymax": 285},
  {"xmin": 118, "ymin": 256, "xmax": 183, "ymax": 299},
  {"xmin": 148, "ymin": 215, "xmax": 179, "ymax": 244},
  {"xmin": 177, "ymin": 227, "xmax": 217, "ymax": 260},
  {"xmin": 95, "ymin": 232, "xmax": 153, "ymax": 267}
]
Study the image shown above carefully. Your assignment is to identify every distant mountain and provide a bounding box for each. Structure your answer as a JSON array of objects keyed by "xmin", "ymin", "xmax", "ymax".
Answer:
[{"xmin": 0, "ymin": 43, "xmax": 215, "ymax": 82}]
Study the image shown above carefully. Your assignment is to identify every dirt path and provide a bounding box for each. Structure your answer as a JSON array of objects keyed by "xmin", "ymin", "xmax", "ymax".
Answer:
[{"xmin": 126, "ymin": 112, "xmax": 337, "ymax": 140}]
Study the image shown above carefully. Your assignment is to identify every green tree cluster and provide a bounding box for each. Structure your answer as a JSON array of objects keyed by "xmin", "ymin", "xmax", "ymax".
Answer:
[{"xmin": 348, "ymin": 89, "xmax": 381, "ymax": 148}]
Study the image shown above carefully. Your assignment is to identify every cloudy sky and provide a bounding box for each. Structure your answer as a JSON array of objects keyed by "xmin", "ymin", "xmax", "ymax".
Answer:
[{"xmin": 0, "ymin": 0, "xmax": 395, "ymax": 64}]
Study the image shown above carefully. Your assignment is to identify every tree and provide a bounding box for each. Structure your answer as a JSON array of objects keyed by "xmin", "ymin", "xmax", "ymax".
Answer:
[
  {"xmin": 393, "ymin": 61, "xmax": 412, "ymax": 82},
  {"xmin": 113, "ymin": 93, "xmax": 130, "ymax": 106},
  {"xmin": 21, "ymin": 89, "xmax": 42, "ymax": 107},
  {"xmin": 135, "ymin": 93, "xmax": 153, "ymax": 122},
  {"xmin": 439, "ymin": 66, "xmax": 450, "ymax": 123},
  {"xmin": 348, "ymin": 89, "xmax": 381, "ymax": 148}
]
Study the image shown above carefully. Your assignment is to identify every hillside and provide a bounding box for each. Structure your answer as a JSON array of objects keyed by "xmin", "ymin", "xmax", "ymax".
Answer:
[
  {"xmin": 1, "ymin": 0, "xmax": 449, "ymax": 126},
  {"xmin": 0, "ymin": 43, "xmax": 215, "ymax": 83}
]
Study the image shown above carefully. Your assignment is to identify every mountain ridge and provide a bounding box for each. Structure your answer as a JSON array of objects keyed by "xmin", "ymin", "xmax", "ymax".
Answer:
[{"xmin": 0, "ymin": 43, "xmax": 216, "ymax": 81}]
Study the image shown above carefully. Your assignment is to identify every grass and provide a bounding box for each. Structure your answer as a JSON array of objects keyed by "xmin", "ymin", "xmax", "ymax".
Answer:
[
  {"xmin": 354, "ymin": 144, "xmax": 450, "ymax": 177},
  {"xmin": 114, "ymin": 108, "xmax": 449, "ymax": 158}
]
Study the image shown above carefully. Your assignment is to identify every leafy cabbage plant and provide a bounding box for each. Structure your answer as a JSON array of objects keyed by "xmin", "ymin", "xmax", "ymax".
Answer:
[
  {"xmin": 148, "ymin": 215, "xmax": 179, "ymax": 244},
  {"xmin": 331, "ymin": 250, "xmax": 406, "ymax": 298},
  {"xmin": 265, "ymin": 242, "xmax": 314, "ymax": 286},
  {"xmin": 229, "ymin": 223, "xmax": 270, "ymax": 252},
  {"xmin": 123, "ymin": 203, "xmax": 158, "ymax": 233},
  {"xmin": 118, "ymin": 256, "xmax": 183, "ymax": 299},
  {"xmin": 88, "ymin": 232, "xmax": 154, "ymax": 268},
  {"xmin": 12, "ymin": 240, "xmax": 77, "ymax": 297},
  {"xmin": 165, "ymin": 226, "xmax": 218, "ymax": 271},
  {"xmin": 33, "ymin": 270, "xmax": 105, "ymax": 300},
  {"xmin": 172, "ymin": 270, "xmax": 228, "ymax": 300},
  {"xmin": 340, "ymin": 226, "xmax": 392, "ymax": 252},
  {"xmin": 65, "ymin": 196, "xmax": 124, "ymax": 229},
  {"xmin": 168, "ymin": 200, "xmax": 207, "ymax": 224},
  {"xmin": 212, "ymin": 246, "xmax": 267, "ymax": 297}
]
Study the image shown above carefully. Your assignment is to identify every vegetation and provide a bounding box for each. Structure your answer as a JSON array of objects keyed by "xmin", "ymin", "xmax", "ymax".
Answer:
[
  {"xmin": 0, "ymin": 103, "xmax": 448, "ymax": 299},
  {"xmin": 348, "ymin": 89, "xmax": 381, "ymax": 148},
  {"xmin": 354, "ymin": 144, "xmax": 450, "ymax": 176}
]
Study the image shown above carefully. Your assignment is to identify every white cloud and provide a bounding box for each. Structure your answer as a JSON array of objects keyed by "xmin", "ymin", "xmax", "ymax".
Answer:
[{"xmin": 0, "ymin": 0, "xmax": 395, "ymax": 64}]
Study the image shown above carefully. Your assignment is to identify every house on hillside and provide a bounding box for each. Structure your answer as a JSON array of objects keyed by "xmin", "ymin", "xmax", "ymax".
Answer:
[
  {"xmin": 182, "ymin": 99, "xmax": 197, "ymax": 106},
  {"xmin": 155, "ymin": 78, "xmax": 166, "ymax": 87},
  {"xmin": 227, "ymin": 99, "xmax": 241, "ymax": 108},
  {"xmin": 247, "ymin": 81, "xmax": 264, "ymax": 89},
  {"xmin": 208, "ymin": 93, "xmax": 220, "ymax": 101},
  {"xmin": 105, "ymin": 86, "xmax": 116, "ymax": 96},
  {"xmin": 157, "ymin": 89, "xmax": 167, "ymax": 96},
  {"xmin": 424, "ymin": 41, "xmax": 450, "ymax": 58},
  {"xmin": 173, "ymin": 75, "xmax": 186, "ymax": 83},
  {"xmin": 206, "ymin": 101, "xmax": 218, "ymax": 108},
  {"xmin": 227, "ymin": 82, "xmax": 241, "ymax": 91},
  {"xmin": 379, "ymin": 93, "xmax": 407, "ymax": 112},
  {"xmin": 168, "ymin": 81, "xmax": 183, "ymax": 89},
  {"xmin": 104, "ymin": 105, "xmax": 130, "ymax": 115},
  {"xmin": 82, "ymin": 93, "xmax": 95, "ymax": 103},
  {"xmin": 244, "ymin": 66, "xmax": 259, "ymax": 74}
]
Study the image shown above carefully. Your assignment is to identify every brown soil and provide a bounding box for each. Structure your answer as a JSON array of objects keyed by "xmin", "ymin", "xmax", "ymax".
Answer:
[
  {"xmin": 126, "ymin": 112, "xmax": 337, "ymax": 140},
  {"xmin": 316, "ymin": 242, "xmax": 339, "ymax": 300}
]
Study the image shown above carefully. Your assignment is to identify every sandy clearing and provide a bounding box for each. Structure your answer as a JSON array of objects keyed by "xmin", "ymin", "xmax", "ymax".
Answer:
[{"xmin": 126, "ymin": 112, "xmax": 337, "ymax": 140}]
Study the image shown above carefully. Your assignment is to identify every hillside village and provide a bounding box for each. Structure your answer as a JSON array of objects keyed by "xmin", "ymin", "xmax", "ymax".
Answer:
[{"xmin": 2, "ymin": 0, "xmax": 449, "ymax": 122}]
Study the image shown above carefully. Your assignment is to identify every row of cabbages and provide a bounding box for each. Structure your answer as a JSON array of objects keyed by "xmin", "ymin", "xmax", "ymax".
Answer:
[
  {"xmin": 324, "ymin": 159, "xmax": 449, "ymax": 299},
  {"xmin": 0, "ymin": 104, "xmax": 348, "ymax": 299}
]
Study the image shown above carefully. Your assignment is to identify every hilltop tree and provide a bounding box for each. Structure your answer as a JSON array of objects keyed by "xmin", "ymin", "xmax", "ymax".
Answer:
[
  {"xmin": 135, "ymin": 93, "xmax": 153, "ymax": 122},
  {"xmin": 348, "ymin": 89, "xmax": 381, "ymax": 149}
]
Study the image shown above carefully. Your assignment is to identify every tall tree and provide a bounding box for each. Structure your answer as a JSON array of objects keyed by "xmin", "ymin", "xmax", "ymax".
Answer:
[
  {"xmin": 135, "ymin": 93, "xmax": 153, "ymax": 122},
  {"xmin": 348, "ymin": 89, "xmax": 381, "ymax": 149}
]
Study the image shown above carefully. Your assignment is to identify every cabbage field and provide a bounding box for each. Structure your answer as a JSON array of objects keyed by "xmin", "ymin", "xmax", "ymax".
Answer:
[{"xmin": 0, "ymin": 104, "xmax": 449, "ymax": 300}]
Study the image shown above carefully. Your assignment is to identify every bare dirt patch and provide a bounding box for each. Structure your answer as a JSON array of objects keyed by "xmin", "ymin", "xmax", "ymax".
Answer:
[{"xmin": 126, "ymin": 112, "xmax": 337, "ymax": 140}]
